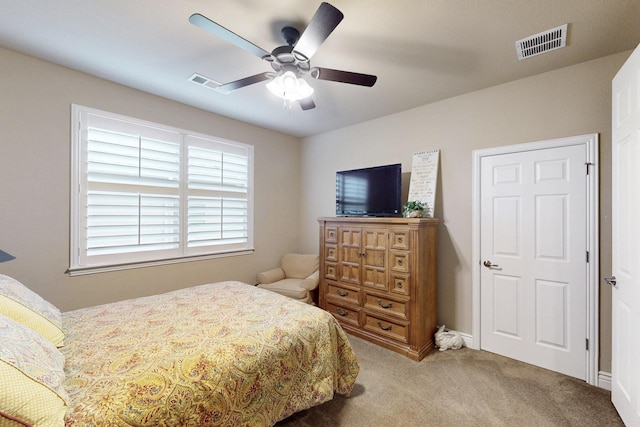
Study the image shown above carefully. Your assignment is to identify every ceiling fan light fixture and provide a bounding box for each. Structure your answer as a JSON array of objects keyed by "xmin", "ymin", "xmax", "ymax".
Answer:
[{"xmin": 267, "ymin": 71, "xmax": 314, "ymax": 101}]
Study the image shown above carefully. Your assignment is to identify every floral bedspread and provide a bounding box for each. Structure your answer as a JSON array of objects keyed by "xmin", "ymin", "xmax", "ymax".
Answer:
[{"xmin": 61, "ymin": 281, "xmax": 359, "ymax": 426}]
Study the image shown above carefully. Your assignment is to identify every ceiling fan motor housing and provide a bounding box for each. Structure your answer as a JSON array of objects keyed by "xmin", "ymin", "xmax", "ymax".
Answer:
[
  {"xmin": 281, "ymin": 26, "xmax": 300, "ymax": 46},
  {"xmin": 265, "ymin": 26, "xmax": 311, "ymax": 74},
  {"xmin": 267, "ymin": 45, "xmax": 311, "ymax": 73}
]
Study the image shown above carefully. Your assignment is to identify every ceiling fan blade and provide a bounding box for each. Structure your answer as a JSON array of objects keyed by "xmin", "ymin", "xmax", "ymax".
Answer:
[
  {"xmin": 298, "ymin": 96, "xmax": 316, "ymax": 110},
  {"xmin": 293, "ymin": 3, "xmax": 344, "ymax": 60},
  {"xmin": 189, "ymin": 13, "xmax": 270, "ymax": 59},
  {"xmin": 313, "ymin": 68, "xmax": 377, "ymax": 87},
  {"xmin": 216, "ymin": 72, "xmax": 273, "ymax": 94}
]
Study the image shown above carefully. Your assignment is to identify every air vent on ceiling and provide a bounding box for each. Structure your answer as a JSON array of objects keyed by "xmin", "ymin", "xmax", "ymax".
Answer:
[
  {"xmin": 188, "ymin": 73, "xmax": 221, "ymax": 90},
  {"xmin": 515, "ymin": 24, "xmax": 568, "ymax": 60}
]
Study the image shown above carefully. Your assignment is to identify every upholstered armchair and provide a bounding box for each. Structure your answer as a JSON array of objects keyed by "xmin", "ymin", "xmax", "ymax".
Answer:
[{"xmin": 256, "ymin": 253, "xmax": 319, "ymax": 304}]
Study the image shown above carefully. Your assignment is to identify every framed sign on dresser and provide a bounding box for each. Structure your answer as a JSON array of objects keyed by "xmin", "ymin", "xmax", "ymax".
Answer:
[{"xmin": 318, "ymin": 216, "xmax": 438, "ymax": 361}]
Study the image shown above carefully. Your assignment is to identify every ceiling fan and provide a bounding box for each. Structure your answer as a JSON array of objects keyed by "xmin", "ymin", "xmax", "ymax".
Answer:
[{"xmin": 189, "ymin": 2, "xmax": 377, "ymax": 110}]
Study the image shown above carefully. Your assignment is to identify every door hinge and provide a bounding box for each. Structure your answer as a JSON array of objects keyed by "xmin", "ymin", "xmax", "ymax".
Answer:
[
  {"xmin": 586, "ymin": 338, "xmax": 589, "ymax": 351},
  {"xmin": 586, "ymin": 251, "xmax": 589, "ymax": 263},
  {"xmin": 585, "ymin": 162, "xmax": 594, "ymax": 175}
]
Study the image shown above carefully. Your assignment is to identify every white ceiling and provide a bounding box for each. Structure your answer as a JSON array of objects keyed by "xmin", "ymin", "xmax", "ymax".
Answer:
[{"xmin": 1, "ymin": 1, "xmax": 639, "ymax": 138}]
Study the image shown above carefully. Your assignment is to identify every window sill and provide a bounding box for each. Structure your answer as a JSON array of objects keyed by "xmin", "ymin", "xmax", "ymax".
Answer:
[{"xmin": 67, "ymin": 249, "xmax": 255, "ymax": 276}]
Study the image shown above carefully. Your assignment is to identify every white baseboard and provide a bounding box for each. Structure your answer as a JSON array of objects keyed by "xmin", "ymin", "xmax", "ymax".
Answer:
[
  {"xmin": 598, "ymin": 371, "xmax": 612, "ymax": 390},
  {"xmin": 460, "ymin": 332, "xmax": 474, "ymax": 349}
]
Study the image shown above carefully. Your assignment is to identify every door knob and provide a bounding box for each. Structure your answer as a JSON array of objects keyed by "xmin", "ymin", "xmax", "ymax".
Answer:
[
  {"xmin": 604, "ymin": 276, "xmax": 617, "ymax": 288},
  {"xmin": 483, "ymin": 260, "xmax": 500, "ymax": 269}
]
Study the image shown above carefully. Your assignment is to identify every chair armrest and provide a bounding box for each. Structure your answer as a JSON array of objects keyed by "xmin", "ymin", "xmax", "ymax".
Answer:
[
  {"xmin": 256, "ymin": 267, "xmax": 286, "ymax": 284},
  {"xmin": 300, "ymin": 270, "xmax": 320, "ymax": 291}
]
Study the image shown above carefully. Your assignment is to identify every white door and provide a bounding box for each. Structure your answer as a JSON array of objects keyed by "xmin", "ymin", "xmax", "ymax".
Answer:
[
  {"xmin": 479, "ymin": 144, "xmax": 588, "ymax": 380},
  {"xmin": 611, "ymin": 44, "xmax": 640, "ymax": 427}
]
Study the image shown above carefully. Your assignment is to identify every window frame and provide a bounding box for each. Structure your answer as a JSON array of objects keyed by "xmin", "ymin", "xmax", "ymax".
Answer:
[{"xmin": 69, "ymin": 104, "xmax": 254, "ymax": 275}]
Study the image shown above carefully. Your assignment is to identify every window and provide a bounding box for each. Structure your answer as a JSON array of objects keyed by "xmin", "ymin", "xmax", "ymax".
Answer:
[{"xmin": 70, "ymin": 105, "xmax": 253, "ymax": 274}]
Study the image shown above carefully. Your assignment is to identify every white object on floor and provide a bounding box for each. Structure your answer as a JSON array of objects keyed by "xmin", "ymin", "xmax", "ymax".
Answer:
[{"xmin": 435, "ymin": 325, "xmax": 464, "ymax": 351}]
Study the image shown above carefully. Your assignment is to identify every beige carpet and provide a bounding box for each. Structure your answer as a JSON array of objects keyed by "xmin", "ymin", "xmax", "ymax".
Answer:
[{"xmin": 277, "ymin": 335, "xmax": 623, "ymax": 427}]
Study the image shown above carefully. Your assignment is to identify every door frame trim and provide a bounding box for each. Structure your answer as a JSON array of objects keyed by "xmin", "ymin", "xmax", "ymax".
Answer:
[{"xmin": 471, "ymin": 133, "xmax": 599, "ymax": 385}]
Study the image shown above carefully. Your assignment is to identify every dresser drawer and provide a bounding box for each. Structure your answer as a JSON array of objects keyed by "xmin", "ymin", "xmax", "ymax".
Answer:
[
  {"xmin": 324, "ymin": 262, "xmax": 338, "ymax": 281},
  {"xmin": 390, "ymin": 229, "xmax": 410, "ymax": 250},
  {"xmin": 390, "ymin": 251, "xmax": 410, "ymax": 273},
  {"xmin": 326, "ymin": 283, "xmax": 360, "ymax": 306},
  {"xmin": 363, "ymin": 313, "xmax": 409, "ymax": 343},
  {"xmin": 324, "ymin": 243, "xmax": 338, "ymax": 262},
  {"xmin": 364, "ymin": 293, "xmax": 408, "ymax": 320},
  {"xmin": 390, "ymin": 273, "xmax": 410, "ymax": 296},
  {"xmin": 326, "ymin": 302, "xmax": 359, "ymax": 327},
  {"xmin": 325, "ymin": 226, "xmax": 338, "ymax": 243}
]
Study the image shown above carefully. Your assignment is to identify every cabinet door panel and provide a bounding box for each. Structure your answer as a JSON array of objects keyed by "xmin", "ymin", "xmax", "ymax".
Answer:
[
  {"xmin": 363, "ymin": 229, "xmax": 387, "ymax": 269},
  {"xmin": 341, "ymin": 228, "xmax": 361, "ymax": 247},
  {"xmin": 363, "ymin": 248, "xmax": 386, "ymax": 269},
  {"xmin": 341, "ymin": 246, "xmax": 361, "ymax": 264},
  {"xmin": 363, "ymin": 229, "xmax": 387, "ymax": 250},
  {"xmin": 363, "ymin": 268, "xmax": 387, "ymax": 290},
  {"xmin": 340, "ymin": 263, "xmax": 361, "ymax": 284},
  {"xmin": 340, "ymin": 227, "xmax": 362, "ymax": 283}
]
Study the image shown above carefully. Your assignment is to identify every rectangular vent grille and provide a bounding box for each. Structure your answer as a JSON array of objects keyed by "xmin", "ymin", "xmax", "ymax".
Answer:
[
  {"xmin": 188, "ymin": 73, "xmax": 221, "ymax": 90},
  {"xmin": 516, "ymin": 24, "xmax": 568, "ymax": 60}
]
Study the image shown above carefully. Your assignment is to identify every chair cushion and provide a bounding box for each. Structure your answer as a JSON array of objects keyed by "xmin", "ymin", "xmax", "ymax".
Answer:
[
  {"xmin": 281, "ymin": 254, "xmax": 319, "ymax": 279},
  {"xmin": 257, "ymin": 279, "xmax": 309, "ymax": 300}
]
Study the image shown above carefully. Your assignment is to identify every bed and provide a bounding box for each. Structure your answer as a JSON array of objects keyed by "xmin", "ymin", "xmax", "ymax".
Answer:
[{"xmin": 0, "ymin": 275, "xmax": 359, "ymax": 426}]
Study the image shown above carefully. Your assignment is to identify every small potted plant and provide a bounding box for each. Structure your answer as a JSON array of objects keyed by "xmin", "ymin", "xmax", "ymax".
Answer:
[{"xmin": 403, "ymin": 200, "xmax": 427, "ymax": 218}]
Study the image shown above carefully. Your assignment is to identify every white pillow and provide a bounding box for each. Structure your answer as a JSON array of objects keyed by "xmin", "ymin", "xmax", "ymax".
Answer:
[
  {"xmin": 0, "ymin": 274, "xmax": 65, "ymax": 346},
  {"xmin": 0, "ymin": 314, "xmax": 68, "ymax": 426}
]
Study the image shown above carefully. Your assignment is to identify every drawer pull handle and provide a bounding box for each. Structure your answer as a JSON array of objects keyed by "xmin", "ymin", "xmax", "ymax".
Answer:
[
  {"xmin": 377, "ymin": 299, "xmax": 392, "ymax": 309},
  {"xmin": 397, "ymin": 259, "xmax": 403, "ymax": 266},
  {"xmin": 377, "ymin": 321, "xmax": 392, "ymax": 331},
  {"xmin": 397, "ymin": 281, "xmax": 403, "ymax": 288},
  {"xmin": 337, "ymin": 289, "xmax": 349, "ymax": 297},
  {"xmin": 398, "ymin": 237, "xmax": 403, "ymax": 243},
  {"xmin": 336, "ymin": 308, "xmax": 349, "ymax": 317}
]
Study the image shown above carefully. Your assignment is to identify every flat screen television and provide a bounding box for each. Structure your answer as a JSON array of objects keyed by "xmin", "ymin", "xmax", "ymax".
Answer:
[{"xmin": 336, "ymin": 163, "xmax": 402, "ymax": 217}]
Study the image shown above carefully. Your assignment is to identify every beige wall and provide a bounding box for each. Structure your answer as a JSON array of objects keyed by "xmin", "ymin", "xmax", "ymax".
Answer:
[
  {"xmin": 0, "ymin": 44, "xmax": 628, "ymax": 374},
  {"xmin": 298, "ymin": 51, "xmax": 632, "ymax": 373},
  {"xmin": 0, "ymin": 47, "xmax": 301, "ymax": 311}
]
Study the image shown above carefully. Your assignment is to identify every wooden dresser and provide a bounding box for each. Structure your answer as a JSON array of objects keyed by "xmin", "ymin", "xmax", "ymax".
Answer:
[{"xmin": 318, "ymin": 217, "xmax": 438, "ymax": 361}]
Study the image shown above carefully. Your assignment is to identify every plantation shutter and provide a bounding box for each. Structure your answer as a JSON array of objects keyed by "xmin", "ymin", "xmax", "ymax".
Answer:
[
  {"xmin": 70, "ymin": 106, "xmax": 254, "ymax": 273},
  {"xmin": 85, "ymin": 116, "xmax": 182, "ymax": 260},
  {"xmin": 185, "ymin": 136, "xmax": 250, "ymax": 251}
]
